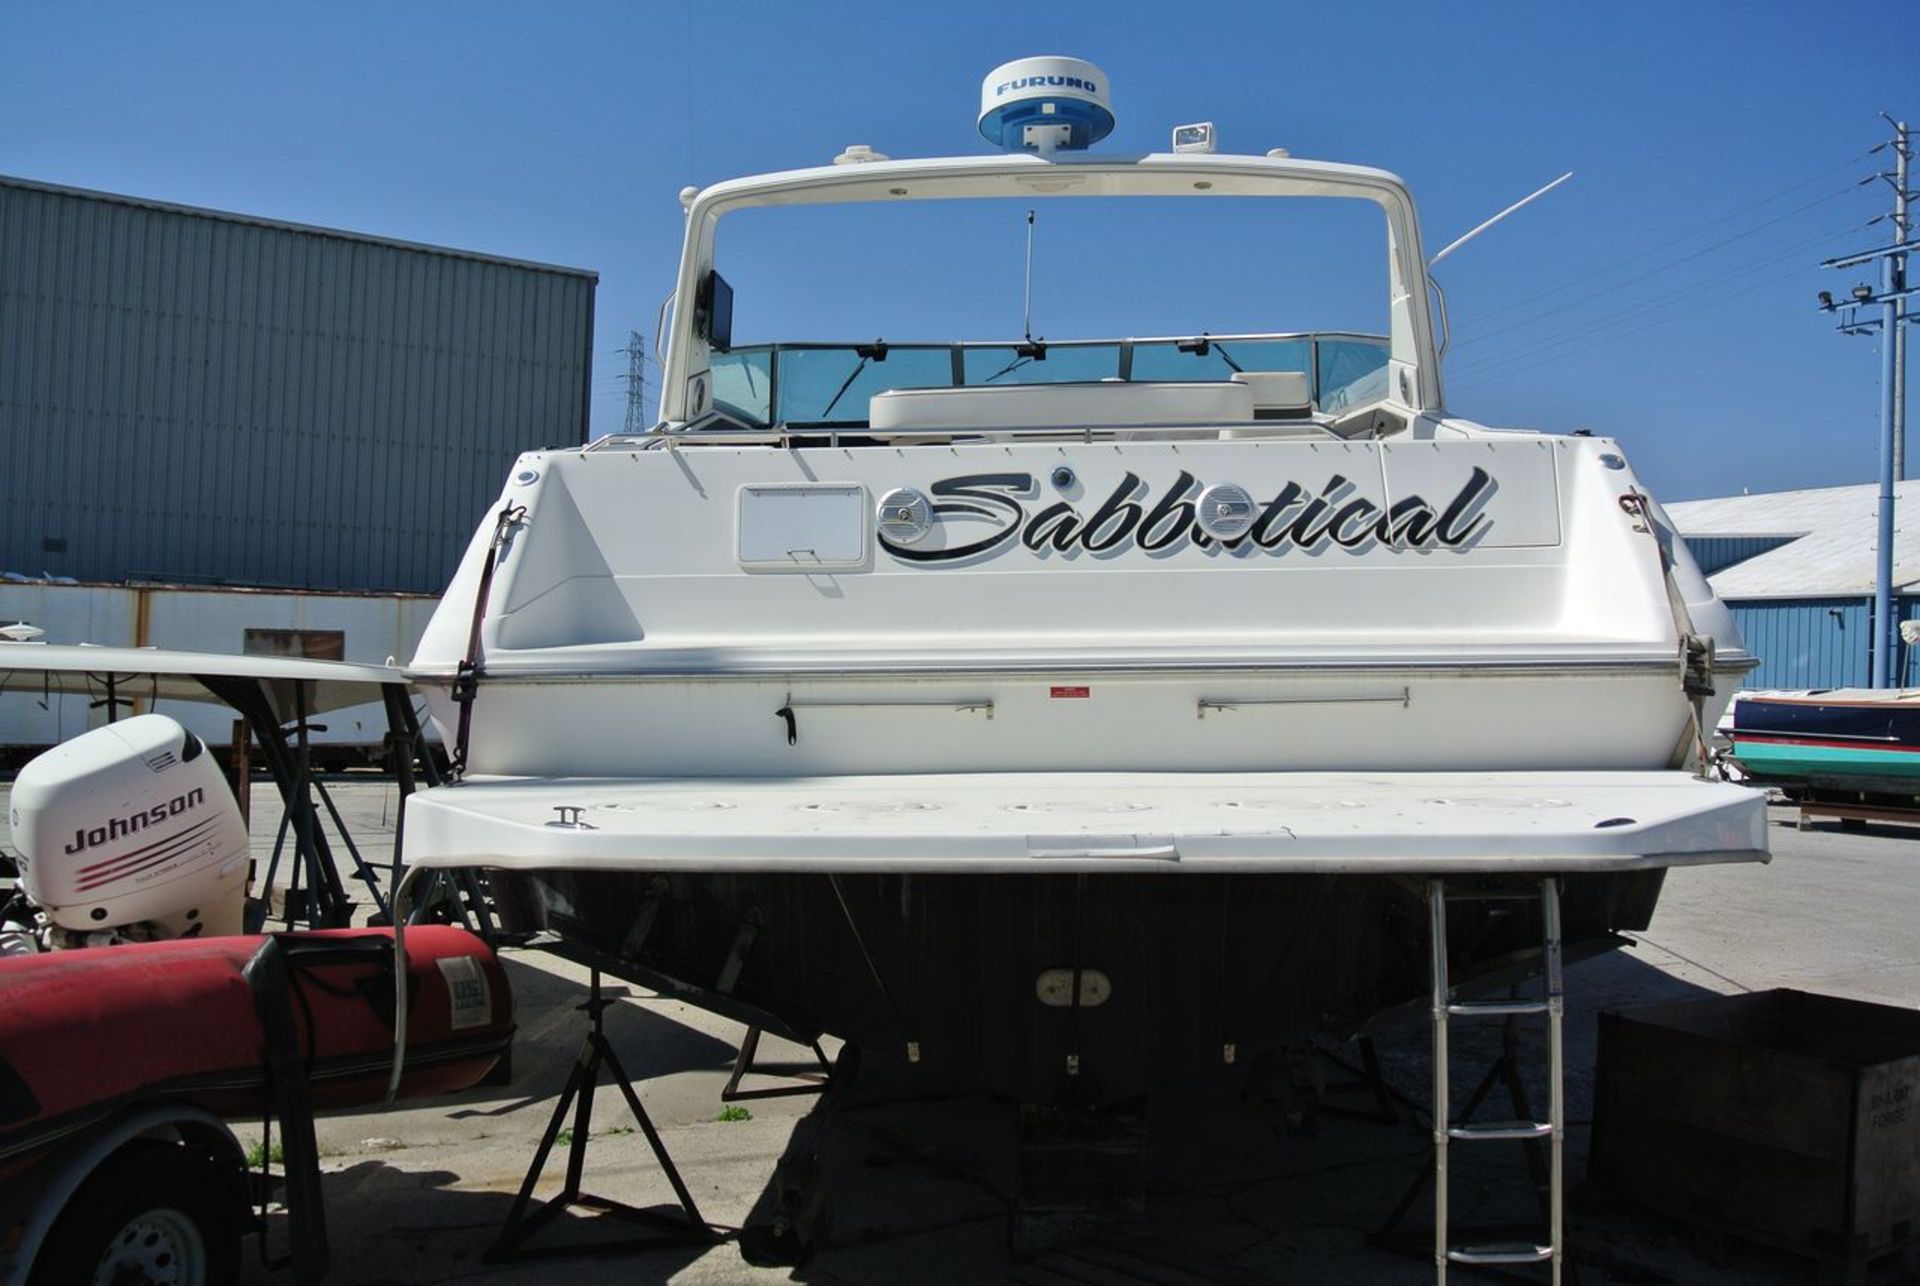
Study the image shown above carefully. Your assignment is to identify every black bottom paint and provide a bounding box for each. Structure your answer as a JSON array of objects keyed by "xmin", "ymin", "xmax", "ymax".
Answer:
[{"xmin": 491, "ymin": 869, "xmax": 1664, "ymax": 1107}]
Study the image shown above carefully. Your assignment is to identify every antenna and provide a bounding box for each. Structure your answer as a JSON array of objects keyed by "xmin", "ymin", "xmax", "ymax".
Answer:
[
  {"xmin": 1429, "ymin": 171, "xmax": 1575, "ymax": 267},
  {"xmin": 1022, "ymin": 209, "xmax": 1037, "ymax": 342}
]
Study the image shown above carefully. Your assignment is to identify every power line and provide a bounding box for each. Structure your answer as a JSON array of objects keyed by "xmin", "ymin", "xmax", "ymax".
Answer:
[
  {"xmin": 1449, "ymin": 151, "xmax": 1875, "ymax": 334},
  {"xmin": 1448, "ymin": 230, "xmax": 1864, "ymax": 389},
  {"xmin": 1449, "ymin": 263, "xmax": 1814, "ymax": 393},
  {"xmin": 1450, "ymin": 253, "xmax": 1842, "ymax": 388},
  {"xmin": 1450, "ymin": 185, "xmax": 1866, "ymax": 353},
  {"xmin": 1448, "ymin": 220, "xmax": 1870, "ymax": 381}
]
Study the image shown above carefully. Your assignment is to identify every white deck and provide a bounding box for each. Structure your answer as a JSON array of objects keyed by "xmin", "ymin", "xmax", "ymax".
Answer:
[{"xmin": 401, "ymin": 770, "xmax": 1769, "ymax": 875}]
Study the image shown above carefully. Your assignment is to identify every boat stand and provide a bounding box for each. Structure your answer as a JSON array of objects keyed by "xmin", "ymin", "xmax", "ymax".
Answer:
[
  {"xmin": 486, "ymin": 968, "xmax": 722, "ymax": 1263},
  {"xmin": 721, "ymin": 1026, "xmax": 833, "ymax": 1103},
  {"xmin": 1795, "ymin": 797, "xmax": 1920, "ymax": 831}
]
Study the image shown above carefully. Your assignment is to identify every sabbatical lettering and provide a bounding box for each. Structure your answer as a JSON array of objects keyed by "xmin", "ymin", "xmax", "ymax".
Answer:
[{"xmin": 880, "ymin": 468, "xmax": 1496, "ymax": 563}]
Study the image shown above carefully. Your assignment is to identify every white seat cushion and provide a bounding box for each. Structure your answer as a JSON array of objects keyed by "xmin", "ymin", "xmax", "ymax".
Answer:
[
  {"xmin": 1231, "ymin": 370, "xmax": 1312, "ymax": 415},
  {"xmin": 869, "ymin": 380, "xmax": 1254, "ymax": 432}
]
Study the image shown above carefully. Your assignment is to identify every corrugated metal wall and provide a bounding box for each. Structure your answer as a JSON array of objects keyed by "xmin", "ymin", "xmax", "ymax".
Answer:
[
  {"xmin": 1729, "ymin": 598, "xmax": 1872, "ymax": 690},
  {"xmin": 1727, "ymin": 597, "xmax": 1920, "ymax": 690},
  {"xmin": 1683, "ymin": 534, "xmax": 1798, "ymax": 577},
  {"xmin": 0, "ymin": 176, "xmax": 596, "ymax": 593}
]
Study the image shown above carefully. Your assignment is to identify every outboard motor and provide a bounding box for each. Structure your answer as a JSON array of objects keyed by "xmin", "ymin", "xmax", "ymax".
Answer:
[{"xmin": 8, "ymin": 714, "xmax": 249, "ymax": 948}]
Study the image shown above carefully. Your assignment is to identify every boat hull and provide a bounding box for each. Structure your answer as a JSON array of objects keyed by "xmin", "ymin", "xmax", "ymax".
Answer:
[
  {"xmin": 488, "ymin": 866, "xmax": 1663, "ymax": 1106},
  {"xmin": 1730, "ymin": 691, "xmax": 1920, "ymax": 800}
]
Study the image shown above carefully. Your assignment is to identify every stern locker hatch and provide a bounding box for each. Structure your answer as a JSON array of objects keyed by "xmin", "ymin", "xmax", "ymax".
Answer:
[
  {"xmin": 733, "ymin": 438, "xmax": 1561, "ymax": 571},
  {"xmin": 489, "ymin": 439, "xmax": 1567, "ymax": 652}
]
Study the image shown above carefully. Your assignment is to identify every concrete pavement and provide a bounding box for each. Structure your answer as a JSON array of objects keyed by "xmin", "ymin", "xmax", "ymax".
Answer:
[{"xmin": 6, "ymin": 778, "xmax": 1917, "ymax": 1283}]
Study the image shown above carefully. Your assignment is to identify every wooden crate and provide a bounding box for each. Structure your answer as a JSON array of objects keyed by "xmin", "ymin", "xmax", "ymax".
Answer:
[{"xmin": 1591, "ymin": 989, "xmax": 1920, "ymax": 1272}]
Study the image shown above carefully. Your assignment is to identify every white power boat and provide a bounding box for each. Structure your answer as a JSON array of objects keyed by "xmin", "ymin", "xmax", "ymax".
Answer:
[{"xmin": 398, "ymin": 61, "xmax": 1765, "ymax": 1111}]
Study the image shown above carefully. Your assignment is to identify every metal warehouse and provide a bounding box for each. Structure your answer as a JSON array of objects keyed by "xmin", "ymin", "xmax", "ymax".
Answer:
[
  {"xmin": 1671, "ymin": 480, "xmax": 1920, "ymax": 690},
  {"xmin": 0, "ymin": 174, "xmax": 596, "ymax": 594}
]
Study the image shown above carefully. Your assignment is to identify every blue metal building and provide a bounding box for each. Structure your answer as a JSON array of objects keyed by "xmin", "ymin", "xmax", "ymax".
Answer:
[{"xmin": 1670, "ymin": 481, "xmax": 1920, "ymax": 691}]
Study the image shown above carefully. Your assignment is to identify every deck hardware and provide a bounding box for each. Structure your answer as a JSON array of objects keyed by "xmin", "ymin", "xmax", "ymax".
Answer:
[
  {"xmin": 513, "ymin": 469, "xmax": 539, "ymax": 485},
  {"xmin": 1597, "ymin": 453, "xmax": 1625, "ymax": 470},
  {"xmin": 778, "ymin": 698, "xmax": 993, "ymax": 735},
  {"xmin": 1050, "ymin": 465, "xmax": 1076, "ymax": 489},
  {"xmin": 1592, "ymin": 817, "xmax": 1635, "ymax": 829},
  {"xmin": 1195, "ymin": 483, "xmax": 1256, "ymax": 538},
  {"xmin": 876, "ymin": 487, "xmax": 933, "ymax": 544},
  {"xmin": 1198, "ymin": 688, "xmax": 1410, "ymax": 717},
  {"xmin": 545, "ymin": 805, "xmax": 596, "ymax": 829},
  {"xmin": 1036, "ymin": 967, "xmax": 1111, "ymax": 1007},
  {"xmin": 1617, "ymin": 491, "xmax": 1651, "ymax": 533}
]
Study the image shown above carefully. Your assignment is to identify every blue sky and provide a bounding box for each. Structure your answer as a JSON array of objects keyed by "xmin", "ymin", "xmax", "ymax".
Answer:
[{"xmin": 2, "ymin": 1, "xmax": 1913, "ymax": 500}]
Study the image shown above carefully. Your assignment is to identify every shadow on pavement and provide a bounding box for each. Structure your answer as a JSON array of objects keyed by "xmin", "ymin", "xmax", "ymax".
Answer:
[
  {"xmin": 247, "ymin": 1158, "xmax": 722, "ymax": 1286},
  {"xmin": 728, "ymin": 946, "xmax": 1821, "ymax": 1285}
]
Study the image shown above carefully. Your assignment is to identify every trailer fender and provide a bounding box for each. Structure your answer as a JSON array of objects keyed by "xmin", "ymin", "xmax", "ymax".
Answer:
[{"xmin": 0, "ymin": 1102, "xmax": 246, "ymax": 1286}]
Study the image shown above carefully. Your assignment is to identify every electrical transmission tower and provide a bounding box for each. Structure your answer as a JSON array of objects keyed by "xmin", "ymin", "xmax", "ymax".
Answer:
[
  {"xmin": 1817, "ymin": 115, "xmax": 1914, "ymax": 686},
  {"xmin": 620, "ymin": 330, "xmax": 648, "ymax": 433}
]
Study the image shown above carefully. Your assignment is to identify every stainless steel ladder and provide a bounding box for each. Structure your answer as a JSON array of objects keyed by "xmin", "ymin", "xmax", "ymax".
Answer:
[{"xmin": 1428, "ymin": 877, "xmax": 1564, "ymax": 1283}]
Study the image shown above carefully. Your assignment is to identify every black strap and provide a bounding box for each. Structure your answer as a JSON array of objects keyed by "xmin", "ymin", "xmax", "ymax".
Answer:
[{"xmin": 452, "ymin": 503, "xmax": 527, "ymax": 776}]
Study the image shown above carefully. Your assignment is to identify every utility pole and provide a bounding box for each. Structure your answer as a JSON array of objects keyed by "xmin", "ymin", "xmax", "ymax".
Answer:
[
  {"xmin": 1819, "ymin": 116, "xmax": 1916, "ymax": 687},
  {"xmin": 620, "ymin": 329, "xmax": 648, "ymax": 434},
  {"xmin": 1892, "ymin": 116, "xmax": 1909, "ymax": 481}
]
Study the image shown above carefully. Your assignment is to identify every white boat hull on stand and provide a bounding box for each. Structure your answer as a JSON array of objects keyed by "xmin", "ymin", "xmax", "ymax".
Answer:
[{"xmin": 397, "ymin": 131, "xmax": 1766, "ymax": 1109}]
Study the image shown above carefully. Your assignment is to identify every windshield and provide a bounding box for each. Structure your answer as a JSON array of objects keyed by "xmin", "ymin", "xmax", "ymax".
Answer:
[
  {"xmin": 708, "ymin": 335, "xmax": 1389, "ymax": 428},
  {"xmin": 698, "ymin": 193, "xmax": 1391, "ymax": 429}
]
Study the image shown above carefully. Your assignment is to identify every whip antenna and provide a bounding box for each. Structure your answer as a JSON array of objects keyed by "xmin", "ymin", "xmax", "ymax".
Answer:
[
  {"xmin": 1429, "ymin": 171, "xmax": 1574, "ymax": 267},
  {"xmin": 1022, "ymin": 209, "xmax": 1037, "ymax": 342}
]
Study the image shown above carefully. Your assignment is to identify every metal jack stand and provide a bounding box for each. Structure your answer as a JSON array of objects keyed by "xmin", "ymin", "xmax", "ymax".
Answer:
[
  {"xmin": 722, "ymin": 1026, "xmax": 833, "ymax": 1103},
  {"xmin": 487, "ymin": 969, "xmax": 722, "ymax": 1263}
]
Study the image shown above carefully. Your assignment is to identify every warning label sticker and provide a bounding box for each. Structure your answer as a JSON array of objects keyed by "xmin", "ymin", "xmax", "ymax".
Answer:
[{"xmin": 437, "ymin": 955, "xmax": 491, "ymax": 1031}]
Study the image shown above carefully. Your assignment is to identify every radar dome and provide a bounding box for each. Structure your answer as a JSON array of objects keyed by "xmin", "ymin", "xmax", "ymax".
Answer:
[{"xmin": 978, "ymin": 56, "xmax": 1113, "ymax": 154}]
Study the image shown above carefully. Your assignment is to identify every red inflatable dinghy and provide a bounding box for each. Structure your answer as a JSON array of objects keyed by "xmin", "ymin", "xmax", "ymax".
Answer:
[{"xmin": 0, "ymin": 926, "xmax": 511, "ymax": 1182}]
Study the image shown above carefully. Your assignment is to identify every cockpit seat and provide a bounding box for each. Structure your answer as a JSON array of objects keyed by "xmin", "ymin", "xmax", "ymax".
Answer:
[{"xmin": 1231, "ymin": 371, "xmax": 1313, "ymax": 420}]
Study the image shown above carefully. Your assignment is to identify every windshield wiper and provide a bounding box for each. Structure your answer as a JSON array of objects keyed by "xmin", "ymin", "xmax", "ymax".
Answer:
[
  {"xmin": 1177, "ymin": 335, "xmax": 1243, "ymax": 373},
  {"xmin": 982, "ymin": 340, "xmax": 1047, "ymax": 385},
  {"xmin": 818, "ymin": 340, "xmax": 889, "ymax": 420}
]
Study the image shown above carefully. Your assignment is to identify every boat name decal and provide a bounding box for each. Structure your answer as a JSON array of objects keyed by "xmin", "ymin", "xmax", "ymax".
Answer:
[
  {"xmin": 877, "ymin": 468, "xmax": 1496, "ymax": 564},
  {"xmin": 65, "ymin": 787, "xmax": 206, "ymax": 855}
]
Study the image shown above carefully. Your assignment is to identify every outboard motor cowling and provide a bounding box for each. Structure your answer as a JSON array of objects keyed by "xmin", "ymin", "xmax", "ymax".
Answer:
[{"xmin": 9, "ymin": 714, "xmax": 249, "ymax": 946}]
